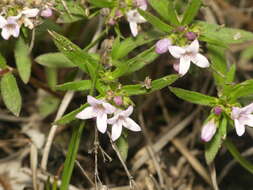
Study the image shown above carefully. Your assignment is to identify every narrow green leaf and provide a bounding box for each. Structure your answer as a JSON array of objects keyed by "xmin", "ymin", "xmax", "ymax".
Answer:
[
  {"xmin": 0, "ymin": 53, "xmax": 7, "ymax": 69},
  {"xmin": 88, "ymin": 0, "xmax": 116, "ymax": 8},
  {"xmin": 181, "ymin": 0, "xmax": 202, "ymax": 25},
  {"xmin": 205, "ymin": 117, "xmax": 227, "ymax": 164},
  {"xmin": 60, "ymin": 122, "xmax": 85, "ymax": 190},
  {"xmin": 169, "ymin": 87, "xmax": 218, "ymax": 106},
  {"xmin": 45, "ymin": 68, "xmax": 58, "ymax": 90},
  {"xmin": 122, "ymin": 74, "xmax": 179, "ymax": 96},
  {"xmin": 225, "ymin": 64, "xmax": 236, "ymax": 84},
  {"xmin": 14, "ymin": 37, "xmax": 32, "ymax": 83},
  {"xmin": 148, "ymin": 0, "xmax": 179, "ymax": 25},
  {"xmin": 138, "ymin": 8, "xmax": 173, "ymax": 33},
  {"xmin": 111, "ymin": 30, "xmax": 161, "ymax": 60},
  {"xmin": 227, "ymin": 79, "xmax": 253, "ymax": 100},
  {"xmin": 224, "ymin": 139, "xmax": 253, "ymax": 174},
  {"xmin": 35, "ymin": 53, "xmax": 75, "ymax": 68},
  {"xmin": 56, "ymin": 80, "xmax": 92, "ymax": 91},
  {"xmin": 116, "ymin": 135, "xmax": 129, "ymax": 161},
  {"xmin": 198, "ymin": 21, "xmax": 253, "ymax": 44},
  {"xmin": 1, "ymin": 73, "xmax": 22, "ymax": 116}
]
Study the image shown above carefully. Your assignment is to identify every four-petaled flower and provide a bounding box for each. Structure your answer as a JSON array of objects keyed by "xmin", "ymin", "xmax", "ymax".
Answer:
[
  {"xmin": 201, "ymin": 119, "xmax": 217, "ymax": 142},
  {"xmin": 126, "ymin": 0, "xmax": 147, "ymax": 37},
  {"xmin": 168, "ymin": 39, "xmax": 210, "ymax": 76},
  {"xmin": 231, "ymin": 103, "xmax": 253, "ymax": 136},
  {"xmin": 76, "ymin": 96, "xmax": 116, "ymax": 133},
  {"xmin": 107, "ymin": 106, "xmax": 141, "ymax": 141},
  {"xmin": 0, "ymin": 16, "xmax": 20, "ymax": 40}
]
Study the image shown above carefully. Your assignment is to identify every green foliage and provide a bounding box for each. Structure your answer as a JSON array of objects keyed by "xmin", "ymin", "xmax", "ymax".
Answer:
[
  {"xmin": 147, "ymin": 0, "xmax": 179, "ymax": 25},
  {"xmin": 1, "ymin": 73, "xmax": 22, "ymax": 116},
  {"xmin": 0, "ymin": 54, "xmax": 7, "ymax": 69},
  {"xmin": 205, "ymin": 116, "xmax": 227, "ymax": 164},
  {"xmin": 181, "ymin": 0, "xmax": 202, "ymax": 25},
  {"xmin": 116, "ymin": 135, "xmax": 129, "ymax": 161},
  {"xmin": 88, "ymin": 0, "xmax": 116, "ymax": 8},
  {"xmin": 169, "ymin": 87, "xmax": 219, "ymax": 106},
  {"xmin": 56, "ymin": 80, "xmax": 92, "ymax": 91},
  {"xmin": 14, "ymin": 37, "xmax": 32, "ymax": 84},
  {"xmin": 38, "ymin": 94, "xmax": 60, "ymax": 118},
  {"xmin": 35, "ymin": 53, "xmax": 76, "ymax": 68},
  {"xmin": 225, "ymin": 139, "xmax": 253, "ymax": 174},
  {"xmin": 137, "ymin": 8, "xmax": 173, "ymax": 33}
]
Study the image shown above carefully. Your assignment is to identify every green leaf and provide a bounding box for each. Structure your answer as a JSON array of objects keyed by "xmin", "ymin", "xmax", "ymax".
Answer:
[
  {"xmin": 169, "ymin": 87, "xmax": 218, "ymax": 106},
  {"xmin": 205, "ymin": 117, "xmax": 227, "ymax": 164},
  {"xmin": 181, "ymin": 0, "xmax": 202, "ymax": 25},
  {"xmin": 122, "ymin": 74, "xmax": 179, "ymax": 96},
  {"xmin": 14, "ymin": 37, "xmax": 32, "ymax": 83},
  {"xmin": 0, "ymin": 53, "xmax": 7, "ymax": 69},
  {"xmin": 56, "ymin": 80, "xmax": 92, "ymax": 91},
  {"xmin": 225, "ymin": 64, "xmax": 236, "ymax": 84},
  {"xmin": 49, "ymin": 31, "xmax": 99, "ymax": 79},
  {"xmin": 111, "ymin": 30, "xmax": 161, "ymax": 60},
  {"xmin": 88, "ymin": 0, "xmax": 116, "ymax": 8},
  {"xmin": 116, "ymin": 135, "xmax": 129, "ymax": 161},
  {"xmin": 137, "ymin": 8, "xmax": 173, "ymax": 33},
  {"xmin": 1, "ymin": 73, "xmax": 22, "ymax": 116},
  {"xmin": 60, "ymin": 122, "xmax": 85, "ymax": 190},
  {"xmin": 147, "ymin": 0, "xmax": 179, "ymax": 25},
  {"xmin": 35, "ymin": 53, "xmax": 76, "ymax": 68},
  {"xmin": 38, "ymin": 94, "xmax": 60, "ymax": 118},
  {"xmin": 45, "ymin": 68, "xmax": 58, "ymax": 90},
  {"xmin": 224, "ymin": 139, "xmax": 253, "ymax": 174},
  {"xmin": 227, "ymin": 79, "xmax": 253, "ymax": 100},
  {"xmin": 112, "ymin": 47, "xmax": 159, "ymax": 79},
  {"xmin": 56, "ymin": 1, "xmax": 87, "ymax": 23},
  {"xmin": 198, "ymin": 21, "xmax": 253, "ymax": 44}
]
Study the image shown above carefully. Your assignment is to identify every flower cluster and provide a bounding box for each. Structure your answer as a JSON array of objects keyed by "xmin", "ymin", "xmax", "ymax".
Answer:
[
  {"xmin": 201, "ymin": 103, "xmax": 253, "ymax": 142},
  {"xmin": 155, "ymin": 38, "xmax": 210, "ymax": 76},
  {"xmin": 76, "ymin": 96, "xmax": 141, "ymax": 141},
  {"xmin": 0, "ymin": 7, "xmax": 53, "ymax": 40}
]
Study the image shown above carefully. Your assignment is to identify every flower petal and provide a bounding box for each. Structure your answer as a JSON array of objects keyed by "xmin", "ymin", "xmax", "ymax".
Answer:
[
  {"xmin": 129, "ymin": 21, "xmax": 138, "ymax": 37},
  {"xmin": 97, "ymin": 113, "xmax": 107, "ymax": 133},
  {"xmin": 155, "ymin": 38, "xmax": 171, "ymax": 54},
  {"xmin": 1, "ymin": 28, "xmax": 11, "ymax": 40},
  {"xmin": 201, "ymin": 121, "xmax": 217, "ymax": 142},
  {"xmin": 244, "ymin": 114, "xmax": 253, "ymax": 127},
  {"xmin": 186, "ymin": 39, "xmax": 199, "ymax": 53},
  {"xmin": 231, "ymin": 107, "xmax": 241, "ymax": 119},
  {"xmin": 241, "ymin": 103, "xmax": 253, "ymax": 114},
  {"xmin": 111, "ymin": 121, "xmax": 123, "ymax": 141},
  {"xmin": 22, "ymin": 8, "xmax": 40, "ymax": 17},
  {"xmin": 168, "ymin": 46, "xmax": 185, "ymax": 58},
  {"xmin": 234, "ymin": 119, "xmax": 245, "ymax": 136},
  {"xmin": 123, "ymin": 118, "xmax": 141, "ymax": 131},
  {"xmin": 179, "ymin": 56, "xmax": 191, "ymax": 76},
  {"xmin": 0, "ymin": 16, "xmax": 6, "ymax": 28},
  {"xmin": 107, "ymin": 114, "xmax": 119, "ymax": 125},
  {"xmin": 87, "ymin": 95, "xmax": 101, "ymax": 106},
  {"xmin": 191, "ymin": 53, "xmax": 210, "ymax": 68},
  {"xmin": 103, "ymin": 102, "xmax": 116, "ymax": 114},
  {"xmin": 11, "ymin": 25, "xmax": 20, "ymax": 38},
  {"xmin": 121, "ymin": 106, "xmax": 133, "ymax": 117},
  {"xmin": 76, "ymin": 107, "xmax": 96, "ymax": 120}
]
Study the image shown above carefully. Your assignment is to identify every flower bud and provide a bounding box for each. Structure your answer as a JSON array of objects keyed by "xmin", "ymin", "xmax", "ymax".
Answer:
[
  {"xmin": 214, "ymin": 106, "xmax": 222, "ymax": 115},
  {"xmin": 40, "ymin": 8, "xmax": 53, "ymax": 18},
  {"xmin": 201, "ymin": 120, "xmax": 217, "ymax": 142},
  {"xmin": 113, "ymin": 96, "xmax": 123, "ymax": 106},
  {"xmin": 135, "ymin": 0, "xmax": 147, "ymax": 10},
  {"xmin": 185, "ymin": 32, "xmax": 197, "ymax": 41},
  {"xmin": 173, "ymin": 63, "xmax": 179, "ymax": 72},
  {"xmin": 155, "ymin": 38, "xmax": 172, "ymax": 54}
]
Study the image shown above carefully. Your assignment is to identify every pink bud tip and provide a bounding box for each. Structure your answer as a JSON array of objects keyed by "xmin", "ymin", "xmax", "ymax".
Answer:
[
  {"xmin": 185, "ymin": 32, "xmax": 197, "ymax": 41},
  {"xmin": 201, "ymin": 120, "xmax": 217, "ymax": 142},
  {"xmin": 155, "ymin": 38, "xmax": 172, "ymax": 54},
  {"xmin": 113, "ymin": 96, "xmax": 123, "ymax": 106},
  {"xmin": 214, "ymin": 106, "xmax": 222, "ymax": 115},
  {"xmin": 40, "ymin": 8, "xmax": 53, "ymax": 18}
]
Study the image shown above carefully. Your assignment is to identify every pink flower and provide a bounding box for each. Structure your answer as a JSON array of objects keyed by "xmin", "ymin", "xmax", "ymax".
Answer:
[
  {"xmin": 168, "ymin": 39, "xmax": 210, "ymax": 76},
  {"xmin": 41, "ymin": 8, "xmax": 53, "ymax": 18},
  {"xmin": 76, "ymin": 96, "xmax": 116, "ymax": 133},
  {"xmin": 19, "ymin": 8, "xmax": 40, "ymax": 29},
  {"xmin": 0, "ymin": 16, "xmax": 20, "ymax": 40},
  {"xmin": 134, "ymin": 0, "xmax": 147, "ymax": 10},
  {"xmin": 201, "ymin": 120, "xmax": 217, "ymax": 142},
  {"xmin": 231, "ymin": 103, "xmax": 253, "ymax": 136},
  {"xmin": 113, "ymin": 96, "xmax": 123, "ymax": 106},
  {"xmin": 107, "ymin": 106, "xmax": 141, "ymax": 141},
  {"xmin": 214, "ymin": 106, "xmax": 222, "ymax": 115},
  {"xmin": 185, "ymin": 32, "xmax": 197, "ymax": 41},
  {"xmin": 155, "ymin": 38, "xmax": 172, "ymax": 54}
]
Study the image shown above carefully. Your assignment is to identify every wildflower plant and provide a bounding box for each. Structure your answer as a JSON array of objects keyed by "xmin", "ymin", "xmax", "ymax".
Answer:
[{"xmin": 1, "ymin": 0, "xmax": 253, "ymax": 189}]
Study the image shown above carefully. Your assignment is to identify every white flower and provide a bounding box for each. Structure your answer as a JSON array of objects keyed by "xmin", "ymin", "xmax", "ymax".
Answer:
[
  {"xmin": 126, "ymin": 0, "xmax": 147, "ymax": 37},
  {"xmin": 19, "ymin": 8, "xmax": 40, "ymax": 29},
  {"xmin": 231, "ymin": 103, "xmax": 253, "ymax": 136},
  {"xmin": 76, "ymin": 96, "xmax": 116, "ymax": 133},
  {"xmin": 168, "ymin": 39, "xmax": 210, "ymax": 76},
  {"xmin": 201, "ymin": 120, "xmax": 217, "ymax": 142},
  {"xmin": 107, "ymin": 106, "xmax": 141, "ymax": 141},
  {"xmin": 0, "ymin": 16, "xmax": 20, "ymax": 40}
]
